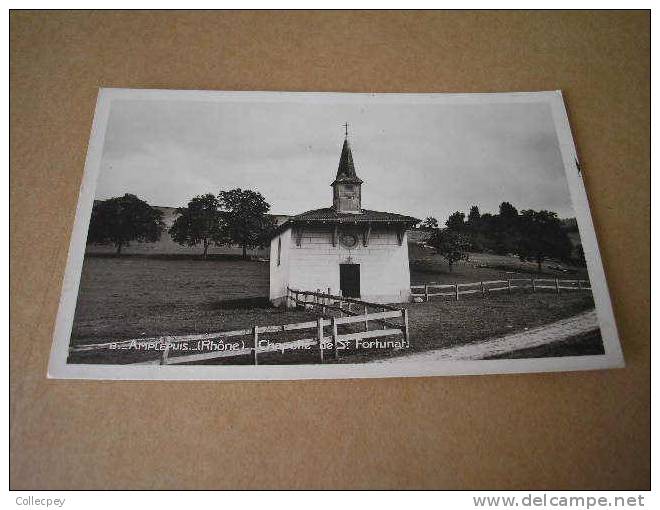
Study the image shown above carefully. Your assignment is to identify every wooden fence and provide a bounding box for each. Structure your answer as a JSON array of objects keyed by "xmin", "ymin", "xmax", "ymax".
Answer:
[
  {"xmin": 69, "ymin": 288, "xmax": 409, "ymax": 366},
  {"xmin": 410, "ymin": 278, "xmax": 592, "ymax": 302},
  {"xmin": 286, "ymin": 287, "xmax": 404, "ymax": 327},
  {"xmin": 285, "ymin": 286, "xmax": 410, "ymax": 353}
]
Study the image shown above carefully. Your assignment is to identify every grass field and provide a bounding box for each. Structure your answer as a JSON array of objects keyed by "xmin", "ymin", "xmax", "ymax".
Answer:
[
  {"xmin": 68, "ymin": 252, "xmax": 601, "ymax": 364},
  {"xmin": 403, "ymin": 292, "xmax": 598, "ymax": 352},
  {"xmin": 71, "ymin": 256, "xmax": 316, "ymax": 343},
  {"xmin": 409, "ymin": 245, "xmax": 590, "ymax": 285}
]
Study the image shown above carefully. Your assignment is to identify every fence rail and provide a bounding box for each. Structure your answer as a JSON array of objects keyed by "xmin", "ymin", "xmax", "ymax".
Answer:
[
  {"xmin": 286, "ymin": 286, "xmax": 409, "ymax": 336},
  {"xmin": 410, "ymin": 277, "xmax": 591, "ymax": 302},
  {"xmin": 70, "ymin": 288, "xmax": 409, "ymax": 366}
]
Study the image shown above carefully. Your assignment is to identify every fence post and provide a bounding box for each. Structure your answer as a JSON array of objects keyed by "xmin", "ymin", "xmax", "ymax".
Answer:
[
  {"xmin": 455, "ymin": 284, "xmax": 459, "ymax": 301},
  {"xmin": 317, "ymin": 317, "xmax": 324, "ymax": 363},
  {"xmin": 252, "ymin": 326, "xmax": 259, "ymax": 366},
  {"xmin": 424, "ymin": 284, "xmax": 429, "ymax": 302},
  {"xmin": 481, "ymin": 281, "xmax": 485, "ymax": 298},
  {"xmin": 507, "ymin": 279, "xmax": 512, "ymax": 295},
  {"xmin": 402, "ymin": 308, "xmax": 410, "ymax": 348},
  {"xmin": 532, "ymin": 279, "xmax": 536, "ymax": 293},
  {"xmin": 555, "ymin": 278, "xmax": 560, "ymax": 295},
  {"xmin": 364, "ymin": 305, "xmax": 369, "ymax": 331},
  {"xmin": 160, "ymin": 338, "xmax": 172, "ymax": 365},
  {"xmin": 332, "ymin": 317, "xmax": 339, "ymax": 360},
  {"xmin": 577, "ymin": 280, "xmax": 582, "ymax": 290}
]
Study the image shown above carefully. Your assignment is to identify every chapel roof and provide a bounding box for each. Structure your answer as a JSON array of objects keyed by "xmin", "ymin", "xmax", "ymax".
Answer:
[
  {"xmin": 292, "ymin": 207, "xmax": 419, "ymax": 223},
  {"xmin": 272, "ymin": 207, "xmax": 420, "ymax": 236}
]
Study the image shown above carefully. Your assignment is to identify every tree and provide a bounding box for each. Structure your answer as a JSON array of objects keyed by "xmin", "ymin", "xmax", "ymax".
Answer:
[
  {"xmin": 421, "ymin": 216, "xmax": 439, "ymax": 230},
  {"xmin": 217, "ymin": 188, "xmax": 276, "ymax": 259},
  {"xmin": 516, "ymin": 210, "xmax": 573, "ymax": 272},
  {"xmin": 467, "ymin": 205, "xmax": 481, "ymax": 225},
  {"xmin": 499, "ymin": 201, "xmax": 518, "ymax": 221},
  {"xmin": 498, "ymin": 201, "xmax": 519, "ymax": 233},
  {"xmin": 468, "ymin": 212, "xmax": 495, "ymax": 252},
  {"xmin": 169, "ymin": 194, "xmax": 227, "ymax": 259},
  {"xmin": 445, "ymin": 211, "xmax": 466, "ymax": 232},
  {"xmin": 87, "ymin": 194, "xmax": 164, "ymax": 255},
  {"xmin": 488, "ymin": 201, "xmax": 519, "ymax": 255},
  {"xmin": 427, "ymin": 228, "xmax": 470, "ymax": 272}
]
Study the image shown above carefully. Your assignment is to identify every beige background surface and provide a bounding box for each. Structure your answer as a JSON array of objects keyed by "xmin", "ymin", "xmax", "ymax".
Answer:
[{"xmin": 10, "ymin": 11, "xmax": 650, "ymax": 489}]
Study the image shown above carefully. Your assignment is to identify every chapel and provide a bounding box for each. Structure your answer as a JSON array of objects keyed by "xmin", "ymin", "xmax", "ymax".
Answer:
[{"xmin": 269, "ymin": 129, "xmax": 420, "ymax": 306}]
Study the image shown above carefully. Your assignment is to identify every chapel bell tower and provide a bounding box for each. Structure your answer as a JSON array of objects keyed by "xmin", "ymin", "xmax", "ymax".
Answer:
[{"xmin": 331, "ymin": 123, "xmax": 363, "ymax": 214}]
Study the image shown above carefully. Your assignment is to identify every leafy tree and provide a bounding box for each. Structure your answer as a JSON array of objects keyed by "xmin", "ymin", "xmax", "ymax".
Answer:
[
  {"xmin": 481, "ymin": 202, "xmax": 518, "ymax": 255},
  {"xmin": 427, "ymin": 228, "xmax": 470, "ymax": 272},
  {"xmin": 468, "ymin": 212, "xmax": 495, "ymax": 252},
  {"xmin": 87, "ymin": 194, "xmax": 164, "ymax": 255},
  {"xmin": 445, "ymin": 211, "xmax": 466, "ymax": 232},
  {"xmin": 499, "ymin": 201, "xmax": 518, "ymax": 221},
  {"xmin": 217, "ymin": 188, "xmax": 276, "ymax": 259},
  {"xmin": 421, "ymin": 216, "xmax": 439, "ymax": 230},
  {"xmin": 516, "ymin": 210, "xmax": 572, "ymax": 272},
  {"xmin": 467, "ymin": 205, "xmax": 481, "ymax": 225},
  {"xmin": 169, "ymin": 194, "xmax": 227, "ymax": 259}
]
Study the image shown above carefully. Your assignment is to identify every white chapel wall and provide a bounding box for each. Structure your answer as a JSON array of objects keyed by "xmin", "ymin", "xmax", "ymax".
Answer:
[
  {"xmin": 269, "ymin": 228, "xmax": 292, "ymax": 305},
  {"xmin": 281, "ymin": 226, "xmax": 411, "ymax": 304}
]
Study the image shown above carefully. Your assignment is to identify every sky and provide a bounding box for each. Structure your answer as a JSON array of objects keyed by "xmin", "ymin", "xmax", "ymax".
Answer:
[{"xmin": 95, "ymin": 97, "xmax": 576, "ymax": 223}]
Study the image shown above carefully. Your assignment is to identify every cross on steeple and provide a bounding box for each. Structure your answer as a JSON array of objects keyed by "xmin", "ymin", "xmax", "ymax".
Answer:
[{"xmin": 343, "ymin": 122, "xmax": 349, "ymax": 138}]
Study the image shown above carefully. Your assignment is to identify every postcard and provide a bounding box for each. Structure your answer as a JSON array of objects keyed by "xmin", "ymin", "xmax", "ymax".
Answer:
[{"xmin": 47, "ymin": 89, "xmax": 624, "ymax": 380}]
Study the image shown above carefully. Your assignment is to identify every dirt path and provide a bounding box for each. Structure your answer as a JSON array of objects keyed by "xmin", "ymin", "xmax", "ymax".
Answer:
[{"xmin": 372, "ymin": 309, "xmax": 599, "ymax": 363}]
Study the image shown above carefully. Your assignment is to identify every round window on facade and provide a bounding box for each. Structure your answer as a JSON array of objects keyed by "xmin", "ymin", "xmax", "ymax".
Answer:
[{"xmin": 339, "ymin": 233, "xmax": 358, "ymax": 249}]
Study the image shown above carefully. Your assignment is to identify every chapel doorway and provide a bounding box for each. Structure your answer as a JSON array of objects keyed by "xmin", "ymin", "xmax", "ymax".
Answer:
[{"xmin": 340, "ymin": 264, "xmax": 360, "ymax": 298}]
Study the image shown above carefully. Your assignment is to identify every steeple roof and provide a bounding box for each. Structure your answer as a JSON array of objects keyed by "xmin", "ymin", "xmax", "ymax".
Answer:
[{"xmin": 332, "ymin": 138, "xmax": 363, "ymax": 186}]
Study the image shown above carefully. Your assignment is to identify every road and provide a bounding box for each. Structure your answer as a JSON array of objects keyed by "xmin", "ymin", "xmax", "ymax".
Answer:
[{"xmin": 371, "ymin": 309, "xmax": 599, "ymax": 363}]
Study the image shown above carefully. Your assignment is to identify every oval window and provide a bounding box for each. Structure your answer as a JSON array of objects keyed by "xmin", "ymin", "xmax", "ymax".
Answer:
[{"xmin": 339, "ymin": 233, "xmax": 358, "ymax": 248}]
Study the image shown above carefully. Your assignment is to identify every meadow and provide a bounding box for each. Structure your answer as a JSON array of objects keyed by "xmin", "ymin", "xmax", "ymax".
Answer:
[
  {"xmin": 71, "ymin": 256, "xmax": 311, "ymax": 343},
  {"xmin": 409, "ymin": 244, "xmax": 591, "ymax": 286}
]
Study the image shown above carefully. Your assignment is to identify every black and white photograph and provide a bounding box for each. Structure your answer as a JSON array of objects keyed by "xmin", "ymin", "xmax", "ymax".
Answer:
[{"xmin": 48, "ymin": 89, "xmax": 624, "ymax": 379}]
